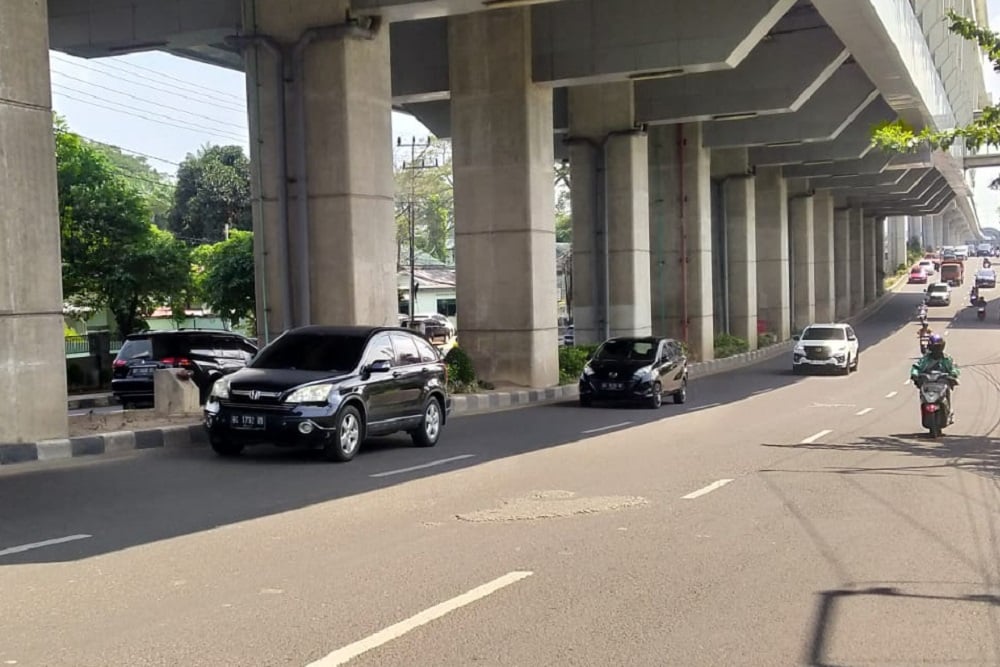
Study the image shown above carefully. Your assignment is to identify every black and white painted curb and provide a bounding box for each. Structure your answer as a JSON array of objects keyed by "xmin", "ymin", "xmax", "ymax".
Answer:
[{"xmin": 0, "ymin": 424, "xmax": 207, "ymax": 467}]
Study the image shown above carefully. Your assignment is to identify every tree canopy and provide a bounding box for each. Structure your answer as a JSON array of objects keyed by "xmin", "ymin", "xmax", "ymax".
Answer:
[
  {"xmin": 192, "ymin": 230, "xmax": 256, "ymax": 331},
  {"xmin": 56, "ymin": 122, "xmax": 191, "ymax": 337},
  {"xmin": 394, "ymin": 140, "xmax": 454, "ymax": 266},
  {"xmin": 169, "ymin": 144, "xmax": 251, "ymax": 243}
]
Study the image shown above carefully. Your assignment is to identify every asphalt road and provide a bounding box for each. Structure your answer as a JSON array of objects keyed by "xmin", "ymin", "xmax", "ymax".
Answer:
[{"xmin": 6, "ymin": 283, "xmax": 1000, "ymax": 666}]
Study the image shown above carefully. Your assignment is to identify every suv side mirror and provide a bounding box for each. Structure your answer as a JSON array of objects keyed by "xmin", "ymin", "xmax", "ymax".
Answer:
[
  {"xmin": 792, "ymin": 334, "xmax": 801, "ymax": 341},
  {"xmin": 369, "ymin": 359, "xmax": 392, "ymax": 374}
]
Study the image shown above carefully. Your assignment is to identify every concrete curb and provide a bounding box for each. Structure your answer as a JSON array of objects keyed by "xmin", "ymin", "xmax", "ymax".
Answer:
[
  {"xmin": 67, "ymin": 394, "xmax": 114, "ymax": 410},
  {"xmin": 450, "ymin": 385, "xmax": 578, "ymax": 414},
  {"xmin": 686, "ymin": 340, "xmax": 795, "ymax": 380},
  {"xmin": 1, "ymin": 422, "xmax": 206, "ymax": 467}
]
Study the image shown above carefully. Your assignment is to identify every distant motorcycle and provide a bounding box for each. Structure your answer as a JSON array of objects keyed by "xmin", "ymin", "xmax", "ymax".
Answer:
[
  {"xmin": 914, "ymin": 370, "xmax": 955, "ymax": 438},
  {"xmin": 978, "ymin": 305, "xmax": 987, "ymax": 321}
]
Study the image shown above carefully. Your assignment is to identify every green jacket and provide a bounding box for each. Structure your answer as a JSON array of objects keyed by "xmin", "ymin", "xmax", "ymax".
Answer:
[{"xmin": 910, "ymin": 354, "xmax": 959, "ymax": 379}]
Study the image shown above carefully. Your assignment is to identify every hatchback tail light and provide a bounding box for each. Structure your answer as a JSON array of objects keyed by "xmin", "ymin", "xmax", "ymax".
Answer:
[
  {"xmin": 113, "ymin": 359, "xmax": 127, "ymax": 368},
  {"xmin": 161, "ymin": 357, "xmax": 193, "ymax": 368}
]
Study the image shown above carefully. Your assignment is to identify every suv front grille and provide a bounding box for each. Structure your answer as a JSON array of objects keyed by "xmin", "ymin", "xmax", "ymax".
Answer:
[{"xmin": 805, "ymin": 346, "xmax": 831, "ymax": 360}]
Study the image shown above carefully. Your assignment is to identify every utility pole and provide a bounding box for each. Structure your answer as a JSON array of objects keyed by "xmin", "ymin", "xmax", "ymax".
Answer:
[{"xmin": 396, "ymin": 136, "xmax": 437, "ymax": 326}]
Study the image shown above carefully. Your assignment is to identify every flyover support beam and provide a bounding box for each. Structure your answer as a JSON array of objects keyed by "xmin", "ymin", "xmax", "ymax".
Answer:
[
  {"xmin": 834, "ymin": 209, "xmax": 852, "ymax": 320},
  {"xmin": 849, "ymin": 207, "xmax": 866, "ymax": 314},
  {"xmin": 754, "ymin": 167, "xmax": 791, "ymax": 341},
  {"xmin": 568, "ymin": 82, "xmax": 651, "ymax": 344},
  {"xmin": 649, "ymin": 123, "xmax": 715, "ymax": 361},
  {"xmin": 450, "ymin": 8, "xmax": 558, "ymax": 387},
  {"xmin": 245, "ymin": 0, "xmax": 397, "ymax": 341},
  {"xmin": 0, "ymin": 0, "xmax": 69, "ymax": 445},
  {"xmin": 711, "ymin": 148, "xmax": 757, "ymax": 349},
  {"xmin": 789, "ymin": 189, "xmax": 816, "ymax": 332},
  {"xmin": 813, "ymin": 191, "xmax": 836, "ymax": 324},
  {"xmin": 864, "ymin": 217, "xmax": 878, "ymax": 305}
]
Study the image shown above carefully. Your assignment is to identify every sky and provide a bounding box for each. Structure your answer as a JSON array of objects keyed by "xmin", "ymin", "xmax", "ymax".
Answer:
[{"xmin": 47, "ymin": 4, "xmax": 1000, "ymax": 227}]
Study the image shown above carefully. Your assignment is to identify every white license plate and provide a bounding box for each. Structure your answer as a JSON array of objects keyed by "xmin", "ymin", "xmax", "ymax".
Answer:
[
  {"xmin": 602, "ymin": 382, "xmax": 624, "ymax": 391},
  {"xmin": 131, "ymin": 367, "xmax": 154, "ymax": 376},
  {"xmin": 230, "ymin": 414, "xmax": 265, "ymax": 430}
]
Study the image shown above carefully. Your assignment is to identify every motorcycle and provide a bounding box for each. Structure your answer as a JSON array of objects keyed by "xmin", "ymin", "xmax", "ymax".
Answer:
[
  {"xmin": 919, "ymin": 334, "xmax": 930, "ymax": 354},
  {"xmin": 978, "ymin": 305, "xmax": 987, "ymax": 321},
  {"xmin": 914, "ymin": 370, "xmax": 955, "ymax": 438}
]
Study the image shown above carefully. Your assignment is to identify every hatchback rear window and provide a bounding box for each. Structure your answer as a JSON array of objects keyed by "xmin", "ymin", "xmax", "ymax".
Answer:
[{"xmin": 116, "ymin": 338, "xmax": 153, "ymax": 360}]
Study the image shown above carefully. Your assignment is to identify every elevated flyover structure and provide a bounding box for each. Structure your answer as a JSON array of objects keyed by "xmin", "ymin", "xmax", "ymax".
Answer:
[{"xmin": 0, "ymin": 0, "xmax": 990, "ymax": 444}]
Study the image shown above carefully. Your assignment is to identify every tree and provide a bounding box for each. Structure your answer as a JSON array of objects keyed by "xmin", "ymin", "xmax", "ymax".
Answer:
[
  {"xmin": 873, "ymin": 11, "xmax": 1000, "ymax": 168},
  {"xmin": 555, "ymin": 160, "xmax": 572, "ymax": 243},
  {"xmin": 56, "ymin": 121, "xmax": 191, "ymax": 337},
  {"xmin": 169, "ymin": 145, "xmax": 251, "ymax": 243},
  {"xmin": 94, "ymin": 144, "xmax": 175, "ymax": 229},
  {"xmin": 394, "ymin": 140, "xmax": 454, "ymax": 266},
  {"xmin": 192, "ymin": 230, "xmax": 256, "ymax": 331}
]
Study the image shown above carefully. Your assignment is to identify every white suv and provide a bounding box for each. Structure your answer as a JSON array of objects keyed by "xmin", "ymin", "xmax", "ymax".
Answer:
[{"xmin": 792, "ymin": 323, "xmax": 860, "ymax": 375}]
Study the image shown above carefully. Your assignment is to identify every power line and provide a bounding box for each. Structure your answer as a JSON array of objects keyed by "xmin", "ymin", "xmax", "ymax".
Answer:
[
  {"xmin": 78, "ymin": 137, "xmax": 181, "ymax": 167},
  {"xmin": 51, "ymin": 71, "xmax": 247, "ymax": 132},
  {"xmin": 52, "ymin": 88, "xmax": 247, "ymax": 143},
  {"xmin": 107, "ymin": 57, "xmax": 245, "ymax": 102},
  {"xmin": 50, "ymin": 53, "xmax": 246, "ymax": 113}
]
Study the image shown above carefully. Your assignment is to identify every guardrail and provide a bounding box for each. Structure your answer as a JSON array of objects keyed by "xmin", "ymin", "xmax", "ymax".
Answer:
[{"xmin": 65, "ymin": 335, "xmax": 123, "ymax": 358}]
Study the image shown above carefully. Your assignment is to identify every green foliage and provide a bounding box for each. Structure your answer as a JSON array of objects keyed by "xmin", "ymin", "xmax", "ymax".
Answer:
[
  {"xmin": 395, "ymin": 141, "xmax": 455, "ymax": 266},
  {"xmin": 872, "ymin": 11, "xmax": 1000, "ymax": 159},
  {"xmin": 169, "ymin": 145, "xmax": 251, "ymax": 243},
  {"xmin": 758, "ymin": 332, "xmax": 778, "ymax": 348},
  {"xmin": 445, "ymin": 346, "xmax": 477, "ymax": 392},
  {"xmin": 56, "ymin": 123, "xmax": 192, "ymax": 337},
  {"xmin": 192, "ymin": 230, "xmax": 256, "ymax": 328},
  {"xmin": 93, "ymin": 143, "xmax": 175, "ymax": 229},
  {"xmin": 714, "ymin": 333, "xmax": 750, "ymax": 359},
  {"xmin": 555, "ymin": 161, "xmax": 572, "ymax": 243},
  {"xmin": 558, "ymin": 344, "xmax": 598, "ymax": 385}
]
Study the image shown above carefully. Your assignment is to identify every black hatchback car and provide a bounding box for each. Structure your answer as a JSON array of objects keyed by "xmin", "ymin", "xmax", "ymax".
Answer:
[
  {"xmin": 204, "ymin": 325, "xmax": 451, "ymax": 462},
  {"xmin": 578, "ymin": 336, "xmax": 689, "ymax": 408},
  {"xmin": 112, "ymin": 330, "xmax": 258, "ymax": 406}
]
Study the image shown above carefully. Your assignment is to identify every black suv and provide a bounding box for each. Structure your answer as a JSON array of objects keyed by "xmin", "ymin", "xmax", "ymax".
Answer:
[
  {"xmin": 111, "ymin": 330, "xmax": 258, "ymax": 406},
  {"xmin": 204, "ymin": 325, "xmax": 450, "ymax": 462}
]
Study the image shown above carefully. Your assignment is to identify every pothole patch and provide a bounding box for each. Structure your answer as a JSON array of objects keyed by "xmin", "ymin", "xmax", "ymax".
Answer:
[{"xmin": 456, "ymin": 490, "xmax": 649, "ymax": 523}]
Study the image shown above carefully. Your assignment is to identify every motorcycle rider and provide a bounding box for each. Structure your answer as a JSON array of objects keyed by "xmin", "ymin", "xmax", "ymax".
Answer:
[{"xmin": 910, "ymin": 334, "xmax": 960, "ymax": 423}]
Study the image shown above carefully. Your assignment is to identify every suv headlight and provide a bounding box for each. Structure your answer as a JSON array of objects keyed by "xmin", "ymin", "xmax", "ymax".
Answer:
[
  {"xmin": 632, "ymin": 367, "xmax": 652, "ymax": 382},
  {"xmin": 284, "ymin": 384, "xmax": 334, "ymax": 404},
  {"xmin": 211, "ymin": 378, "xmax": 230, "ymax": 400},
  {"xmin": 582, "ymin": 364, "xmax": 595, "ymax": 377},
  {"xmin": 794, "ymin": 345, "xmax": 805, "ymax": 354}
]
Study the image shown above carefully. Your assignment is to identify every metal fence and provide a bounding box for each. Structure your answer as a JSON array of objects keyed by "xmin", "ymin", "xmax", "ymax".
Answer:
[{"xmin": 65, "ymin": 335, "xmax": 123, "ymax": 358}]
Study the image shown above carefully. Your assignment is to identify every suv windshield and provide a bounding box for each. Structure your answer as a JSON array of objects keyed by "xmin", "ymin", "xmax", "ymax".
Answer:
[
  {"xmin": 250, "ymin": 332, "xmax": 366, "ymax": 372},
  {"xmin": 929, "ymin": 284, "xmax": 948, "ymax": 293},
  {"xmin": 595, "ymin": 339, "xmax": 657, "ymax": 361},
  {"xmin": 801, "ymin": 327, "xmax": 846, "ymax": 341}
]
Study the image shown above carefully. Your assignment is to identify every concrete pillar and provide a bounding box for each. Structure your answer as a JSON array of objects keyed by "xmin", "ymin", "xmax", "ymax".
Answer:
[
  {"xmin": 813, "ymin": 191, "xmax": 835, "ymax": 323},
  {"xmin": 568, "ymin": 82, "xmax": 650, "ymax": 344},
  {"xmin": 934, "ymin": 215, "xmax": 944, "ymax": 248},
  {"xmin": 887, "ymin": 216, "xmax": 907, "ymax": 271},
  {"xmin": 864, "ymin": 217, "xmax": 878, "ymax": 305},
  {"xmin": 788, "ymin": 186, "xmax": 816, "ymax": 332},
  {"xmin": 245, "ymin": 0, "xmax": 396, "ymax": 342},
  {"xmin": 920, "ymin": 217, "xmax": 932, "ymax": 249},
  {"xmin": 849, "ymin": 207, "xmax": 865, "ymax": 313},
  {"xmin": 754, "ymin": 167, "xmax": 791, "ymax": 340},
  {"xmin": 711, "ymin": 148, "xmax": 757, "ymax": 348},
  {"xmin": 0, "ymin": 0, "xmax": 69, "ymax": 445},
  {"xmin": 450, "ymin": 8, "xmax": 557, "ymax": 387},
  {"xmin": 833, "ymin": 208, "xmax": 852, "ymax": 320},
  {"xmin": 649, "ymin": 123, "xmax": 714, "ymax": 361},
  {"xmin": 875, "ymin": 217, "xmax": 886, "ymax": 297}
]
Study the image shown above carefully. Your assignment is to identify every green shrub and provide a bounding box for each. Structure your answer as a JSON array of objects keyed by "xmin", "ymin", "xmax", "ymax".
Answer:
[
  {"xmin": 758, "ymin": 332, "xmax": 778, "ymax": 348},
  {"xmin": 559, "ymin": 344, "xmax": 598, "ymax": 385},
  {"xmin": 445, "ymin": 346, "xmax": 477, "ymax": 393},
  {"xmin": 714, "ymin": 333, "xmax": 749, "ymax": 359}
]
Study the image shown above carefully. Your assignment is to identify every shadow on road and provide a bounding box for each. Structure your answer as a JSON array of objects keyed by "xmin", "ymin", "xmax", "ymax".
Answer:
[{"xmin": 0, "ymin": 291, "xmax": 929, "ymax": 565}]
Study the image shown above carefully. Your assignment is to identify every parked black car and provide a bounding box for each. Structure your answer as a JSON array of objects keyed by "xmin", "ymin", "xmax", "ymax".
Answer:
[
  {"xmin": 204, "ymin": 325, "xmax": 450, "ymax": 462},
  {"xmin": 111, "ymin": 330, "xmax": 257, "ymax": 406},
  {"xmin": 578, "ymin": 336, "xmax": 688, "ymax": 408}
]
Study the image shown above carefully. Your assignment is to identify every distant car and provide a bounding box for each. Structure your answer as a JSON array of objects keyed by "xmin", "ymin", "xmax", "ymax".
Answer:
[
  {"xmin": 204, "ymin": 326, "xmax": 450, "ymax": 461},
  {"xmin": 909, "ymin": 267, "xmax": 929, "ymax": 284},
  {"xmin": 578, "ymin": 336, "xmax": 688, "ymax": 409},
  {"xmin": 792, "ymin": 323, "xmax": 860, "ymax": 375},
  {"xmin": 925, "ymin": 282, "xmax": 952, "ymax": 306},
  {"xmin": 975, "ymin": 268, "xmax": 997, "ymax": 288},
  {"xmin": 917, "ymin": 260, "xmax": 936, "ymax": 275},
  {"xmin": 111, "ymin": 330, "xmax": 257, "ymax": 407}
]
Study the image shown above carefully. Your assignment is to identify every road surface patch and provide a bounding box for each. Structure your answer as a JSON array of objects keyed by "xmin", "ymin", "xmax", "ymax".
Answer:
[
  {"xmin": 0, "ymin": 534, "xmax": 92, "ymax": 558},
  {"xmin": 369, "ymin": 455, "xmax": 475, "ymax": 478},
  {"xmin": 801, "ymin": 429, "xmax": 833, "ymax": 444},
  {"xmin": 456, "ymin": 490, "xmax": 648, "ymax": 523},
  {"xmin": 306, "ymin": 571, "xmax": 533, "ymax": 666},
  {"xmin": 681, "ymin": 479, "xmax": 734, "ymax": 499},
  {"xmin": 582, "ymin": 422, "xmax": 633, "ymax": 435}
]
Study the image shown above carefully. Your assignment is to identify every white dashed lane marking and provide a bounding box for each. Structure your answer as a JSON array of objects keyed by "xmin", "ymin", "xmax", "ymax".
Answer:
[
  {"xmin": 801, "ymin": 430, "xmax": 833, "ymax": 444},
  {"xmin": 682, "ymin": 479, "xmax": 734, "ymax": 500}
]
